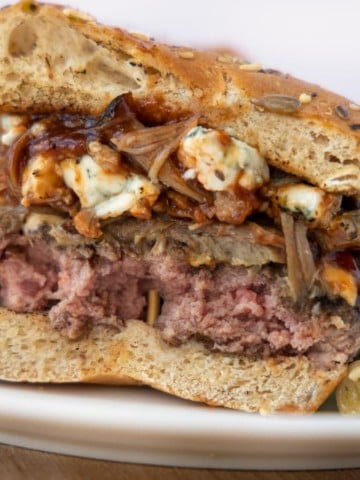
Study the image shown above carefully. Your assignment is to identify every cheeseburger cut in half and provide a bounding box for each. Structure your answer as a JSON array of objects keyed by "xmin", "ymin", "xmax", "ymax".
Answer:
[{"xmin": 0, "ymin": 1, "xmax": 360, "ymax": 413}]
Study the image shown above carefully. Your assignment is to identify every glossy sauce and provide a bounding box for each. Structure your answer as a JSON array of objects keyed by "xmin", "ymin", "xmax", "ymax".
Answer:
[{"xmin": 3, "ymin": 94, "xmax": 261, "ymax": 231}]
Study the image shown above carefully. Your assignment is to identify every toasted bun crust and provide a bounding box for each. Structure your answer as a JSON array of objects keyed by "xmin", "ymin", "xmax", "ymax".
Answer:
[
  {"xmin": 0, "ymin": 2, "xmax": 360, "ymax": 193},
  {"xmin": 0, "ymin": 309, "xmax": 346, "ymax": 414}
]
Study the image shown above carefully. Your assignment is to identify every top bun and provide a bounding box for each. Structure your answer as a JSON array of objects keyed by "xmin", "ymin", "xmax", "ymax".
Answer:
[{"xmin": 0, "ymin": 2, "xmax": 360, "ymax": 193}]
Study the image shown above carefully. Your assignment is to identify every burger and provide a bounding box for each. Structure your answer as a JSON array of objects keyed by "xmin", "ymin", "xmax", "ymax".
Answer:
[{"xmin": 0, "ymin": 1, "xmax": 359, "ymax": 413}]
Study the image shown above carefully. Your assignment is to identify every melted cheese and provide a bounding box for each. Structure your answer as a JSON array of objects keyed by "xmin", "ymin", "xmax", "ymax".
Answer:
[
  {"xmin": 275, "ymin": 183, "xmax": 340, "ymax": 225},
  {"xmin": 321, "ymin": 262, "xmax": 357, "ymax": 306},
  {"xmin": 0, "ymin": 113, "xmax": 27, "ymax": 146},
  {"xmin": 21, "ymin": 154, "xmax": 72, "ymax": 207},
  {"xmin": 61, "ymin": 155, "xmax": 160, "ymax": 219},
  {"xmin": 21, "ymin": 125, "xmax": 269, "ymax": 226},
  {"xmin": 178, "ymin": 126, "xmax": 269, "ymax": 191}
]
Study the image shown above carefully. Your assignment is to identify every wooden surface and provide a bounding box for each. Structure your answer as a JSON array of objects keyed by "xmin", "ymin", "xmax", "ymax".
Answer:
[{"xmin": 0, "ymin": 445, "xmax": 359, "ymax": 480}]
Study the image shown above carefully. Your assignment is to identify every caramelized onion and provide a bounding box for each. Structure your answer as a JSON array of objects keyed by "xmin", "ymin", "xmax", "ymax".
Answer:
[
  {"xmin": 7, "ymin": 128, "xmax": 34, "ymax": 193},
  {"xmin": 111, "ymin": 117, "xmax": 196, "ymax": 169},
  {"xmin": 315, "ymin": 211, "xmax": 360, "ymax": 251},
  {"xmin": 153, "ymin": 191, "xmax": 209, "ymax": 223},
  {"xmin": 96, "ymin": 93, "xmax": 140, "ymax": 128},
  {"xmin": 95, "ymin": 93, "xmax": 143, "ymax": 134},
  {"xmin": 294, "ymin": 220, "xmax": 316, "ymax": 287},
  {"xmin": 28, "ymin": 97, "xmax": 141, "ymax": 160},
  {"xmin": 148, "ymin": 118, "xmax": 197, "ymax": 180},
  {"xmin": 5, "ymin": 94, "xmax": 212, "ymax": 230},
  {"xmin": 280, "ymin": 212, "xmax": 316, "ymax": 301},
  {"xmin": 7, "ymin": 94, "xmax": 142, "ymax": 198},
  {"xmin": 158, "ymin": 158, "xmax": 209, "ymax": 204},
  {"xmin": 111, "ymin": 117, "xmax": 209, "ymax": 203}
]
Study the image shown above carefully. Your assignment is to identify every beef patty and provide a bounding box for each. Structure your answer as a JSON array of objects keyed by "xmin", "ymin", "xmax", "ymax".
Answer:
[{"xmin": 0, "ymin": 208, "xmax": 359, "ymax": 370}]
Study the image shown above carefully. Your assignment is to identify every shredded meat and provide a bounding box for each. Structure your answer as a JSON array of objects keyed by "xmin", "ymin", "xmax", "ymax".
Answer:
[
  {"xmin": 214, "ymin": 190, "xmax": 260, "ymax": 225},
  {"xmin": 3, "ymin": 94, "xmax": 263, "ymax": 236}
]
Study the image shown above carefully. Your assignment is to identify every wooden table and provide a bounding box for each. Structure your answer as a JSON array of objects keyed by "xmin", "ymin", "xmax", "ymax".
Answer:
[{"xmin": 1, "ymin": 445, "xmax": 359, "ymax": 479}]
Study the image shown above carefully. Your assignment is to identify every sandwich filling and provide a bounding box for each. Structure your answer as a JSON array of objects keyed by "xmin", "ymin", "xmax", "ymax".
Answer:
[{"xmin": 0, "ymin": 94, "xmax": 359, "ymax": 369}]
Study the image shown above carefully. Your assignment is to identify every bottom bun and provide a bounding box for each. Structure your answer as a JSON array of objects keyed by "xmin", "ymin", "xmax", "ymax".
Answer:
[{"xmin": 0, "ymin": 308, "xmax": 346, "ymax": 414}]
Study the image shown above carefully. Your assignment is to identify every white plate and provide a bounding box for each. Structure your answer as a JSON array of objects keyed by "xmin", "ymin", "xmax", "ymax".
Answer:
[{"xmin": 0, "ymin": 382, "xmax": 360, "ymax": 469}]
